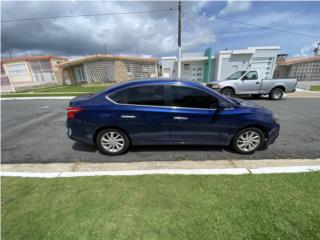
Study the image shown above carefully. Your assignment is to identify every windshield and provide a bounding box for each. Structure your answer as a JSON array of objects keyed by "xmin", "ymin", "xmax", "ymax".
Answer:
[{"xmin": 226, "ymin": 71, "xmax": 247, "ymax": 80}]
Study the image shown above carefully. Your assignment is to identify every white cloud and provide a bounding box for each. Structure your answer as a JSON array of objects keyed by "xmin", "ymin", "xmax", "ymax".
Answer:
[
  {"xmin": 294, "ymin": 42, "xmax": 319, "ymax": 57},
  {"xmin": 1, "ymin": 1, "xmax": 217, "ymax": 57},
  {"xmin": 219, "ymin": 0, "xmax": 252, "ymax": 16}
]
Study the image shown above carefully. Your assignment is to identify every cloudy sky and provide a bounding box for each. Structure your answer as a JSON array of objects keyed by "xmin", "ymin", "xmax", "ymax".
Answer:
[{"xmin": 1, "ymin": 1, "xmax": 320, "ymax": 58}]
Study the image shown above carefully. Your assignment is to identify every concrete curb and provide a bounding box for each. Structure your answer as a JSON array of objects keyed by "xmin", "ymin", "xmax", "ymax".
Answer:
[
  {"xmin": 1, "ymin": 165, "xmax": 319, "ymax": 178},
  {"xmin": 0, "ymin": 96, "xmax": 75, "ymax": 100}
]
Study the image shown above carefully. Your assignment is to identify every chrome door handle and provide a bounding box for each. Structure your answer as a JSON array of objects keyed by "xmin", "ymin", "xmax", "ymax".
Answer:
[
  {"xmin": 173, "ymin": 116, "xmax": 188, "ymax": 120},
  {"xmin": 256, "ymin": 82, "xmax": 260, "ymax": 84},
  {"xmin": 121, "ymin": 115, "xmax": 136, "ymax": 119}
]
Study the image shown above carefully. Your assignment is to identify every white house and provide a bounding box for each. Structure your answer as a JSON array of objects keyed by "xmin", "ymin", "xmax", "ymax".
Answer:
[{"xmin": 161, "ymin": 46, "xmax": 280, "ymax": 82}]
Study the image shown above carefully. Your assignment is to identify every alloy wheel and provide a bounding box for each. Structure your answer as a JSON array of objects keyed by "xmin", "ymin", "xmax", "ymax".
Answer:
[
  {"xmin": 236, "ymin": 130, "xmax": 261, "ymax": 152},
  {"xmin": 101, "ymin": 131, "xmax": 125, "ymax": 153}
]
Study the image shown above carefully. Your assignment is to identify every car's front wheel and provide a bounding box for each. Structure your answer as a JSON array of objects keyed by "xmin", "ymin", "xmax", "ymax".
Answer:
[
  {"xmin": 96, "ymin": 128, "xmax": 130, "ymax": 155},
  {"xmin": 231, "ymin": 128, "xmax": 264, "ymax": 154}
]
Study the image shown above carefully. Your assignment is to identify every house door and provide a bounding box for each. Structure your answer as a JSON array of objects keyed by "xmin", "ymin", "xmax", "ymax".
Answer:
[{"xmin": 191, "ymin": 66, "xmax": 204, "ymax": 82}]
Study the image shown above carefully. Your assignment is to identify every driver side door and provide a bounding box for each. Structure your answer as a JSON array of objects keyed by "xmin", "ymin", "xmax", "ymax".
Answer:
[
  {"xmin": 238, "ymin": 71, "xmax": 261, "ymax": 94},
  {"xmin": 168, "ymin": 85, "xmax": 229, "ymax": 145}
]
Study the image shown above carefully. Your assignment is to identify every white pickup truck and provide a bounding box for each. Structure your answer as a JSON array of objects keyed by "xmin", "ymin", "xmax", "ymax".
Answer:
[{"xmin": 207, "ymin": 70, "xmax": 297, "ymax": 100}]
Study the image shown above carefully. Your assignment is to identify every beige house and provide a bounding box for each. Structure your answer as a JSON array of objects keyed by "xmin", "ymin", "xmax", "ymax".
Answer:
[
  {"xmin": 1, "ymin": 56, "xmax": 67, "ymax": 92},
  {"xmin": 56, "ymin": 54, "xmax": 158, "ymax": 85}
]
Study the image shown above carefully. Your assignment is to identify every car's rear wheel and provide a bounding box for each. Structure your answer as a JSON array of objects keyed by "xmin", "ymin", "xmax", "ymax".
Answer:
[
  {"xmin": 269, "ymin": 88, "xmax": 284, "ymax": 100},
  {"xmin": 220, "ymin": 88, "xmax": 234, "ymax": 97},
  {"xmin": 231, "ymin": 127, "xmax": 264, "ymax": 154},
  {"xmin": 96, "ymin": 128, "xmax": 130, "ymax": 155}
]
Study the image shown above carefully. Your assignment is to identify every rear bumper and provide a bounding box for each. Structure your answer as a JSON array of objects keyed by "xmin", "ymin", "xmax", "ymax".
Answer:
[{"xmin": 66, "ymin": 121, "xmax": 95, "ymax": 145}]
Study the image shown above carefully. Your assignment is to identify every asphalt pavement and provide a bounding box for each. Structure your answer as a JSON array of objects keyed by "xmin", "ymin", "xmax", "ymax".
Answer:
[{"xmin": 1, "ymin": 98, "xmax": 320, "ymax": 164}]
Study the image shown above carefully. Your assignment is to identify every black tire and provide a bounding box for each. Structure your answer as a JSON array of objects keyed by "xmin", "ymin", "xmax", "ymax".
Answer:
[
  {"xmin": 96, "ymin": 128, "xmax": 130, "ymax": 155},
  {"xmin": 269, "ymin": 88, "xmax": 284, "ymax": 100},
  {"xmin": 220, "ymin": 88, "xmax": 234, "ymax": 97},
  {"xmin": 231, "ymin": 127, "xmax": 265, "ymax": 154}
]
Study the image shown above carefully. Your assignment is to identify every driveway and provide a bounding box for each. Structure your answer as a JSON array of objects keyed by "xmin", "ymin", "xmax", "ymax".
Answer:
[{"xmin": 1, "ymin": 98, "xmax": 320, "ymax": 163}]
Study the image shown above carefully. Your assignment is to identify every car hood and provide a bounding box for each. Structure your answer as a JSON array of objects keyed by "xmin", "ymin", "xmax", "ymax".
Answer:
[
  {"xmin": 210, "ymin": 79, "xmax": 228, "ymax": 84},
  {"xmin": 229, "ymin": 97, "xmax": 273, "ymax": 114}
]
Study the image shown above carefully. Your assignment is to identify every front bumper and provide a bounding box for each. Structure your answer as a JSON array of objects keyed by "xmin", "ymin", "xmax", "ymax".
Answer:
[{"xmin": 267, "ymin": 126, "xmax": 280, "ymax": 145}]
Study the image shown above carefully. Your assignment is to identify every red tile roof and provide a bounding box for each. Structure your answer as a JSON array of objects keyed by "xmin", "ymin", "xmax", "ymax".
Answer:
[
  {"xmin": 277, "ymin": 56, "xmax": 320, "ymax": 65},
  {"xmin": 1, "ymin": 55, "xmax": 68, "ymax": 64}
]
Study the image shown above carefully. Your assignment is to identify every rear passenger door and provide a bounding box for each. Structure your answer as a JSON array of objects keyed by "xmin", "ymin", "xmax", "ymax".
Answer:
[{"xmin": 107, "ymin": 85, "xmax": 171, "ymax": 145}]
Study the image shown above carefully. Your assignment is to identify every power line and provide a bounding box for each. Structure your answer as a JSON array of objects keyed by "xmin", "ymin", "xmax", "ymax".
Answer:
[
  {"xmin": 2, "ymin": 8, "xmax": 177, "ymax": 23},
  {"xmin": 190, "ymin": 11, "xmax": 320, "ymax": 39}
]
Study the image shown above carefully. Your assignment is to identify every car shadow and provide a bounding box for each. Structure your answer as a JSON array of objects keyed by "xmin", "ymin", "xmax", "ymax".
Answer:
[
  {"xmin": 72, "ymin": 141, "xmax": 235, "ymax": 154},
  {"xmin": 72, "ymin": 142, "xmax": 98, "ymax": 153},
  {"xmin": 72, "ymin": 142, "xmax": 267, "ymax": 155},
  {"xmin": 130, "ymin": 145, "xmax": 232, "ymax": 153}
]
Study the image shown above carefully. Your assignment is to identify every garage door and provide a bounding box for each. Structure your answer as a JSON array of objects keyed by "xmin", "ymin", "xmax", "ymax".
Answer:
[{"xmin": 251, "ymin": 57, "xmax": 274, "ymax": 79}]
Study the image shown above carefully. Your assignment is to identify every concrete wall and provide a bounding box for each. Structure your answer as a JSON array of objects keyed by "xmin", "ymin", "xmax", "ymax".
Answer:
[
  {"xmin": 161, "ymin": 58, "xmax": 176, "ymax": 77},
  {"xmin": 63, "ymin": 59, "xmax": 157, "ymax": 85}
]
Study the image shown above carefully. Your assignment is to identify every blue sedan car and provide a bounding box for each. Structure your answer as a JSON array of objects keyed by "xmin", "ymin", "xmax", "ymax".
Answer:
[{"xmin": 66, "ymin": 79, "xmax": 279, "ymax": 155}]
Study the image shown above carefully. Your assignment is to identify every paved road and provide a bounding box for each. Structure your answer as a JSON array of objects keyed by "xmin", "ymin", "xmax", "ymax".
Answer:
[{"xmin": 2, "ymin": 98, "xmax": 320, "ymax": 163}]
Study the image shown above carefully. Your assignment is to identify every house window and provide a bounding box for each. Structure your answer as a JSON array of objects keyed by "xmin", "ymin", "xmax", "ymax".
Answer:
[
  {"xmin": 6, "ymin": 63, "xmax": 28, "ymax": 76},
  {"xmin": 74, "ymin": 67, "xmax": 86, "ymax": 81},
  {"xmin": 30, "ymin": 61, "xmax": 54, "ymax": 82},
  {"xmin": 184, "ymin": 64, "xmax": 190, "ymax": 70}
]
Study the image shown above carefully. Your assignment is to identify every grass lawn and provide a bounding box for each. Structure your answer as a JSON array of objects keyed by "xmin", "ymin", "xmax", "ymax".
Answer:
[
  {"xmin": 33, "ymin": 85, "xmax": 107, "ymax": 93},
  {"xmin": 310, "ymin": 85, "xmax": 320, "ymax": 91},
  {"xmin": 1, "ymin": 85, "xmax": 108, "ymax": 98},
  {"xmin": 2, "ymin": 173, "xmax": 320, "ymax": 240}
]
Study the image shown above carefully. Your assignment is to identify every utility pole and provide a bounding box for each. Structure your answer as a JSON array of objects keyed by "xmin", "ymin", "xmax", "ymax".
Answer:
[
  {"xmin": 104, "ymin": 45, "xmax": 107, "ymax": 54},
  {"xmin": 177, "ymin": 0, "xmax": 182, "ymax": 79},
  {"xmin": 314, "ymin": 41, "xmax": 320, "ymax": 56}
]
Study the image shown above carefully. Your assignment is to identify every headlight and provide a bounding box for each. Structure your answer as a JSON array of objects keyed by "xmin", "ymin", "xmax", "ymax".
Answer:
[
  {"xmin": 211, "ymin": 84, "xmax": 220, "ymax": 89},
  {"xmin": 272, "ymin": 115, "xmax": 279, "ymax": 124}
]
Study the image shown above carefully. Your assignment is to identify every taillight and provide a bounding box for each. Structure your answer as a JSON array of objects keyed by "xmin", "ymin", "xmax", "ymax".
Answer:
[{"xmin": 65, "ymin": 107, "xmax": 83, "ymax": 119}]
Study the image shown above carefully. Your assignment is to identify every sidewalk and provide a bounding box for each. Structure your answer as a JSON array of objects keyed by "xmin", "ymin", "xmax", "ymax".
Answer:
[
  {"xmin": 2, "ymin": 159, "xmax": 320, "ymax": 177},
  {"xmin": 287, "ymin": 89, "xmax": 320, "ymax": 98}
]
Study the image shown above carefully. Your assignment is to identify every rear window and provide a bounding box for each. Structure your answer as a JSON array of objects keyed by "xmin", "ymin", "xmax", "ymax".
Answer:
[{"xmin": 108, "ymin": 85, "xmax": 165, "ymax": 106}]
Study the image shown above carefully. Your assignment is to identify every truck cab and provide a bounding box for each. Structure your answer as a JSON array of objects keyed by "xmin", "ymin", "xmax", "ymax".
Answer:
[{"xmin": 208, "ymin": 70, "xmax": 297, "ymax": 100}]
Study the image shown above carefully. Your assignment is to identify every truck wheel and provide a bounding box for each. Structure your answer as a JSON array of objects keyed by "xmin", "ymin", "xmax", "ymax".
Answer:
[
  {"xmin": 269, "ymin": 88, "xmax": 284, "ymax": 100},
  {"xmin": 220, "ymin": 88, "xmax": 234, "ymax": 97}
]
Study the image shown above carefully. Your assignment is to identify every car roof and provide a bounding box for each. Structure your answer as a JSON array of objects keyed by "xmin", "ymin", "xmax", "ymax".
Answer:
[
  {"xmin": 107, "ymin": 78, "xmax": 202, "ymax": 90},
  {"xmin": 98, "ymin": 78, "xmax": 235, "ymax": 105}
]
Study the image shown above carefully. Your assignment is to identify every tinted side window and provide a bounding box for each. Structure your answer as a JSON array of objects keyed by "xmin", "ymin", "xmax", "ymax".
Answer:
[
  {"xmin": 109, "ymin": 85, "xmax": 165, "ymax": 106},
  {"xmin": 170, "ymin": 86, "xmax": 219, "ymax": 109},
  {"xmin": 243, "ymin": 71, "xmax": 258, "ymax": 80}
]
